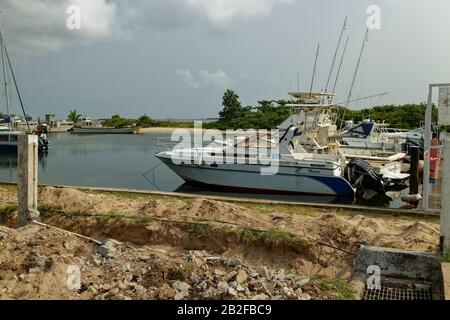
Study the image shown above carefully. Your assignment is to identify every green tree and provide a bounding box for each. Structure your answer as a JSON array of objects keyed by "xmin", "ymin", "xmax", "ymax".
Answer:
[
  {"xmin": 68, "ymin": 110, "xmax": 80, "ymax": 123},
  {"xmin": 256, "ymin": 100, "xmax": 275, "ymax": 113},
  {"xmin": 219, "ymin": 89, "xmax": 243, "ymax": 123},
  {"xmin": 137, "ymin": 114, "xmax": 156, "ymax": 127},
  {"xmin": 102, "ymin": 114, "xmax": 135, "ymax": 128},
  {"xmin": 337, "ymin": 103, "xmax": 437, "ymax": 130}
]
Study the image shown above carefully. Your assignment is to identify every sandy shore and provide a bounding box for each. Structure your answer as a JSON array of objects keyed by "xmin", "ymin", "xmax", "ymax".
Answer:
[{"xmin": 138, "ymin": 127, "xmax": 222, "ymax": 134}]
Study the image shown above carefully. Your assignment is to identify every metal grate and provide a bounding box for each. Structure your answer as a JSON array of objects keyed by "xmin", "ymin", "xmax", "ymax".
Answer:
[{"xmin": 363, "ymin": 287, "xmax": 432, "ymax": 300}]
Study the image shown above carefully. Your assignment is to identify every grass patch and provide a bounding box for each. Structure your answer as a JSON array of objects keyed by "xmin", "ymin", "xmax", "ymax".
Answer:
[
  {"xmin": 38, "ymin": 204, "xmax": 63, "ymax": 212},
  {"xmin": 38, "ymin": 206, "xmax": 154, "ymax": 224},
  {"xmin": 0, "ymin": 204, "xmax": 18, "ymax": 217},
  {"xmin": 240, "ymin": 228, "xmax": 315, "ymax": 250},
  {"xmin": 441, "ymin": 252, "xmax": 450, "ymax": 263},
  {"xmin": 312, "ymin": 276, "xmax": 355, "ymax": 300},
  {"xmin": 187, "ymin": 223, "xmax": 210, "ymax": 240}
]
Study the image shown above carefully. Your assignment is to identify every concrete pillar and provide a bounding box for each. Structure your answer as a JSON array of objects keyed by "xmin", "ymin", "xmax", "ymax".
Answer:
[
  {"xmin": 442, "ymin": 138, "xmax": 450, "ymax": 253},
  {"xmin": 17, "ymin": 134, "xmax": 39, "ymax": 227}
]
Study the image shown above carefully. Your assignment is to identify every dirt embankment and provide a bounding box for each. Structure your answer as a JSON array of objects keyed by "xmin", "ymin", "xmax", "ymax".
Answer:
[
  {"xmin": 36, "ymin": 186, "xmax": 440, "ymax": 253},
  {"xmin": 0, "ymin": 185, "xmax": 441, "ymax": 300}
]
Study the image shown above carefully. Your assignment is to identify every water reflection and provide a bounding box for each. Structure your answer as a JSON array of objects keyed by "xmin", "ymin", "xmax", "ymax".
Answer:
[
  {"xmin": 0, "ymin": 152, "xmax": 48, "ymax": 183},
  {"xmin": 175, "ymin": 183, "xmax": 356, "ymax": 205}
]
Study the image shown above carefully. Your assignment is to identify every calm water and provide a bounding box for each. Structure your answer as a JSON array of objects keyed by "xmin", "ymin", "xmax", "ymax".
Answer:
[{"xmin": 0, "ymin": 132, "xmax": 407, "ymax": 208}]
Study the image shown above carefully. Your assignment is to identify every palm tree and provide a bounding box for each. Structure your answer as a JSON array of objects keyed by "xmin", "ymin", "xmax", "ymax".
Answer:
[{"xmin": 68, "ymin": 110, "xmax": 80, "ymax": 123}]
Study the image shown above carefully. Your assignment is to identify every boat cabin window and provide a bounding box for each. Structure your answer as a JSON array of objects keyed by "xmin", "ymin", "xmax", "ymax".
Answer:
[
  {"xmin": 9, "ymin": 135, "xmax": 18, "ymax": 142},
  {"xmin": 0, "ymin": 135, "xmax": 8, "ymax": 142}
]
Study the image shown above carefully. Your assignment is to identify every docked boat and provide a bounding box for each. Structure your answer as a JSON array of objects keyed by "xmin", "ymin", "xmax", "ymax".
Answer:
[
  {"xmin": 282, "ymin": 94, "xmax": 409, "ymax": 183},
  {"xmin": 156, "ymin": 126, "xmax": 355, "ymax": 196},
  {"xmin": 339, "ymin": 121, "xmax": 403, "ymax": 152},
  {"xmin": 0, "ymin": 131, "xmax": 22, "ymax": 153},
  {"xmin": 0, "ymin": 126, "xmax": 49, "ymax": 153},
  {"xmin": 0, "ymin": 24, "xmax": 49, "ymax": 153},
  {"xmin": 156, "ymin": 92, "xmax": 409, "ymax": 197},
  {"xmin": 70, "ymin": 126, "xmax": 140, "ymax": 134},
  {"xmin": 69, "ymin": 116, "xmax": 140, "ymax": 134}
]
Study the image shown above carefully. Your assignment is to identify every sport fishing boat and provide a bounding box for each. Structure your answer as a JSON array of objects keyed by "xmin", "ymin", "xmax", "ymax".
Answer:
[
  {"xmin": 156, "ymin": 125, "xmax": 355, "ymax": 196},
  {"xmin": 339, "ymin": 120, "xmax": 406, "ymax": 152},
  {"xmin": 281, "ymin": 94, "xmax": 408, "ymax": 181}
]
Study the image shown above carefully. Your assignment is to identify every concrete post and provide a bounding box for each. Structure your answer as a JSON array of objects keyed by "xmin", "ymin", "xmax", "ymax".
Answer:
[
  {"xmin": 442, "ymin": 138, "xmax": 450, "ymax": 253},
  {"xmin": 17, "ymin": 134, "xmax": 39, "ymax": 227}
]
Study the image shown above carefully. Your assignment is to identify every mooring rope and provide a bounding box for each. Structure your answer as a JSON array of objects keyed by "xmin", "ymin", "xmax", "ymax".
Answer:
[{"xmin": 32, "ymin": 220, "xmax": 103, "ymax": 245}]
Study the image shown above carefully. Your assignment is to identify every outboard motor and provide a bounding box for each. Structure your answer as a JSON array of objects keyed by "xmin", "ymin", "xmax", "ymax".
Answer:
[
  {"xmin": 344, "ymin": 158, "xmax": 386, "ymax": 195},
  {"xmin": 38, "ymin": 135, "xmax": 49, "ymax": 153}
]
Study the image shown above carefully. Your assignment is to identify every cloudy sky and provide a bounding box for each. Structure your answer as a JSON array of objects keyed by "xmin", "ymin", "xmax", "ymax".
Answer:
[{"xmin": 1, "ymin": 0, "xmax": 449, "ymax": 119}]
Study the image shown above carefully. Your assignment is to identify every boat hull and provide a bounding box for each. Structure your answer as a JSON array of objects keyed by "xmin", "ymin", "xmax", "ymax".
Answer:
[
  {"xmin": 0, "ymin": 143, "xmax": 18, "ymax": 154},
  {"xmin": 157, "ymin": 155, "xmax": 355, "ymax": 197},
  {"xmin": 70, "ymin": 127, "xmax": 139, "ymax": 134}
]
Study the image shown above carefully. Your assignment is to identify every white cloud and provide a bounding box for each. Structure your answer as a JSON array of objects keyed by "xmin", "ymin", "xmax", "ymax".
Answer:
[
  {"xmin": 185, "ymin": 0, "xmax": 293, "ymax": 30},
  {"xmin": 119, "ymin": 0, "xmax": 294, "ymax": 31},
  {"xmin": 0, "ymin": 0, "xmax": 117, "ymax": 55},
  {"xmin": 0, "ymin": 0, "xmax": 294, "ymax": 55},
  {"xmin": 177, "ymin": 69, "xmax": 233, "ymax": 89}
]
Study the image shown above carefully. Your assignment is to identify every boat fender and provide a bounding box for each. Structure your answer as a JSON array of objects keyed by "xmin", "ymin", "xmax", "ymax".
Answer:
[{"xmin": 401, "ymin": 194, "xmax": 422, "ymax": 203}]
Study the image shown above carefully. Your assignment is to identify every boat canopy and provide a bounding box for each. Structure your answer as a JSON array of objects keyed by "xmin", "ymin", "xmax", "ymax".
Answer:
[{"xmin": 342, "ymin": 122, "xmax": 375, "ymax": 139}]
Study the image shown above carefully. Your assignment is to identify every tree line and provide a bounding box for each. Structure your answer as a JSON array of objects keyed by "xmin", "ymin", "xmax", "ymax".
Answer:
[
  {"xmin": 67, "ymin": 89, "xmax": 438, "ymax": 130},
  {"xmin": 210, "ymin": 89, "xmax": 436, "ymax": 130}
]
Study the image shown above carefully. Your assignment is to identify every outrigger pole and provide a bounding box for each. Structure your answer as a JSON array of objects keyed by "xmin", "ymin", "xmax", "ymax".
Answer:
[
  {"xmin": 308, "ymin": 43, "xmax": 320, "ymax": 99},
  {"xmin": 334, "ymin": 92, "xmax": 389, "ymax": 106},
  {"xmin": 325, "ymin": 16, "xmax": 347, "ymax": 94},
  {"xmin": 340, "ymin": 28, "xmax": 369, "ymax": 128},
  {"xmin": 330, "ymin": 36, "xmax": 350, "ymax": 104}
]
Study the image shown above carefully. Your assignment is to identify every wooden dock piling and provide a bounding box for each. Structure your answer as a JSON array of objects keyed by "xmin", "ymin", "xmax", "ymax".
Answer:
[{"xmin": 409, "ymin": 146, "xmax": 420, "ymax": 195}]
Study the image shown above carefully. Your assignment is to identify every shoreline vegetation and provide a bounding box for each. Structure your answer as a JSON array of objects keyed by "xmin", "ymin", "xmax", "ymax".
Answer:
[
  {"xmin": 93, "ymin": 90, "xmax": 439, "ymax": 132},
  {"xmin": 5, "ymin": 89, "xmax": 436, "ymax": 134}
]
